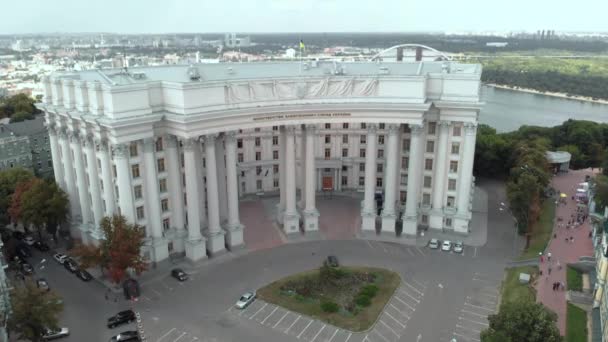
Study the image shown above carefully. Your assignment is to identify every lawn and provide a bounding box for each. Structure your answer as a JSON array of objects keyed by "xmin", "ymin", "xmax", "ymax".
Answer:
[
  {"xmin": 566, "ymin": 266, "xmax": 583, "ymax": 292},
  {"xmin": 519, "ymin": 199, "xmax": 556, "ymax": 260},
  {"xmin": 566, "ymin": 303, "xmax": 587, "ymax": 342},
  {"xmin": 257, "ymin": 266, "xmax": 400, "ymax": 331},
  {"xmin": 500, "ymin": 266, "xmax": 538, "ymax": 307}
]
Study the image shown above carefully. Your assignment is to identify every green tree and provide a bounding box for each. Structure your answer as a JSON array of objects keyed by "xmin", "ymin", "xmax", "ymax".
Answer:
[
  {"xmin": 595, "ymin": 175, "xmax": 608, "ymax": 210},
  {"xmin": 8, "ymin": 279, "xmax": 64, "ymax": 342},
  {"xmin": 0, "ymin": 168, "xmax": 34, "ymax": 226},
  {"xmin": 72, "ymin": 215, "xmax": 148, "ymax": 284},
  {"xmin": 481, "ymin": 300, "xmax": 561, "ymax": 342},
  {"xmin": 18, "ymin": 179, "xmax": 69, "ymax": 240},
  {"xmin": 601, "ymin": 150, "xmax": 608, "ymax": 176}
]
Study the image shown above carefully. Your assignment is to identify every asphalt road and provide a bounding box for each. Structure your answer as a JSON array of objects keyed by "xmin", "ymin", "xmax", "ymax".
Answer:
[{"xmin": 18, "ymin": 179, "xmax": 518, "ymax": 342}]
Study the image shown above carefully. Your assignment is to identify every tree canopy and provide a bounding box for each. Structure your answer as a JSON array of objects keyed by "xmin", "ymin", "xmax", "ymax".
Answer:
[
  {"xmin": 8, "ymin": 279, "xmax": 64, "ymax": 342},
  {"xmin": 0, "ymin": 168, "xmax": 34, "ymax": 226},
  {"xmin": 0, "ymin": 93, "xmax": 41, "ymax": 122},
  {"xmin": 481, "ymin": 300, "xmax": 561, "ymax": 342}
]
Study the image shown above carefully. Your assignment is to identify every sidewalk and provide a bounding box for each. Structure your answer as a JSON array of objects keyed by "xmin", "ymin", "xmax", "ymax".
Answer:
[{"xmin": 534, "ymin": 169, "xmax": 596, "ymax": 335}]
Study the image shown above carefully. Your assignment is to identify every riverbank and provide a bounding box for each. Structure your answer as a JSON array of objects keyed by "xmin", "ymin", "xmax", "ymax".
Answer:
[{"xmin": 485, "ymin": 83, "xmax": 608, "ymax": 105}]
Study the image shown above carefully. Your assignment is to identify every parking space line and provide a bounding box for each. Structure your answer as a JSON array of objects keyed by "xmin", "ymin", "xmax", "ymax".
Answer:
[
  {"xmin": 461, "ymin": 309, "xmax": 488, "ymax": 318},
  {"xmin": 393, "ymin": 295, "xmax": 416, "ymax": 311},
  {"xmin": 398, "ymin": 289, "xmax": 420, "ymax": 303},
  {"xmin": 238, "ymin": 302, "xmax": 256, "ymax": 316},
  {"xmin": 459, "ymin": 316, "xmax": 489, "ymax": 326},
  {"xmin": 379, "ymin": 319, "xmax": 400, "ymax": 337},
  {"xmin": 328, "ymin": 328, "xmax": 339, "ymax": 342},
  {"xmin": 412, "ymin": 279, "xmax": 427, "ymax": 289},
  {"xmin": 173, "ymin": 332, "xmax": 187, "ymax": 342},
  {"xmin": 151, "ymin": 289, "xmax": 162, "ymax": 297},
  {"xmin": 285, "ymin": 315, "xmax": 301, "ymax": 333},
  {"xmin": 385, "ymin": 310, "xmax": 407, "ymax": 327},
  {"xmin": 415, "ymin": 247, "xmax": 425, "ymax": 256},
  {"xmin": 249, "ymin": 303, "xmax": 268, "ymax": 320},
  {"xmin": 363, "ymin": 335, "xmax": 369, "ymax": 342},
  {"xmin": 297, "ymin": 319, "xmax": 313, "ymax": 339},
  {"xmin": 389, "ymin": 303, "xmax": 410, "ymax": 319},
  {"xmin": 406, "ymin": 248, "xmax": 415, "ymax": 256},
  {"xmin": 273, "ymin": 311, "xmax": 290, "ymax": 328},
  {"xmin": 454, "ymin": 332, "xmax": 480, "ymax": 342},
  {"xmin": 310, "ymin": 324, "xmax": 326, "ymax": 342},
  {"xmin": 403, "ymin": 282, "xmax": 424, "ymax": 296},
  {"xmin": 157, "ymin": 328, "xmax": 176, "ymax": 342},
  {"xmin": 456, "ymin": 324, "xmax": 481, "ymax": 333},
  {"xmin": 344, "ymin": 332, "xmax": 352, "ymax": 342},
  {"xmin": 365, "ymin": 240, "xmax": 375, "ymax": 251},
  {"xmin": 261, "ymin": 306, "xmax": 278, "ymax": 324},
  {"xmin": 372, "ymin": 329, "xmax": 390, "ymax": 342},
  {"xmin": 464, "ymin": 302, "xmax": 495, "ymax": 312},
  {"xmin": 478, "ymin": 292, "xmax": 497, "ymax": 299}
]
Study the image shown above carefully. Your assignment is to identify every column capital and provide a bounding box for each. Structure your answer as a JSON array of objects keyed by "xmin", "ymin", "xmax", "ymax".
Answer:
[
  {"xmin": 67, "ymin": 130, "xmax": 80, "ymax": 143},
  {"xmin": 165, "ymin": 135, "xmax": 178, "ymax": 148},
  {"xmin": 83, "ymin": 134, "xmax": 96, "ymax": 148},
  {"xmin": 57, "ymin": 127, "xmax": 68, "ymax": 139},
  {"xmin": 98, "ymin": 138, "xmax": 110, "ymax": 152},
  {"xmin": 438, "ymin": 120, "xmax": 452, "ymax": 128},
  {"xmin": 112, "ymin": 143, "xmax": 130, "ymax": 158},
  {"xmin": 47, "ymin": 123, "xmax": 58, "ymax": 135},
  {"xmin": 225, "ymin": 131, "xmax": 238, "ymax": 143},
  {"xmin": 366, "ymin": 123, "xmax": 377, "ymax": 134},
  {"xmin": 387, "ymin": 124, "xmax": 400, "ymax": 135},
  {"xmin": 410, "ymin": 123, "xmax": 424, "ymax": 135},
  {"xmin": 201, "ymin": 133, "xmax": 219, "ymax": 145},
  {"xmin": 285, "ymin": 125, "xmax": 297, "ymax": 134},
  {"xmin": 182, "ymin": 138, "xmax": 200, "ymax": 151},
  {"xmin": 464, "ymin": 123, "xmax": 477, "ymax": 135},
  {"xmin": 142, "ymin": 137, "xmax": 156, "ymax": 153},
  {"xmin": 305, "ymin": 124, "xmax": 317, "ymax": 132}
]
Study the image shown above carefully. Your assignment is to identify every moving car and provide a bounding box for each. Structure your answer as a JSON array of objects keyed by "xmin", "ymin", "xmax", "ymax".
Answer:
[
  {"xmin": 42, "ymin": 327, "xmax": 69, "ymax": 340},
  {"xmin": 53, "ymin": 253, "xmax": 68, "ymax": 264},
  {"xmin": 453, "ymin": 241, "xmax": 464, "ymax": 254},
  {"xmin": 37, "ymin": 278, "xmax": 50, "ymax": 291},
  {"xmin": 63, "ymin": 259, "xmax": 78, "ymax": 273},
  {"xmin": 235, "ymin": 292, "xmax": 256, "ymax": 309},
  {"xmin": 34, "ymin": 241, "xmax": 50, "ymax": 251},
  {"xmin": 441, "ymin": 240, "xmax": 452, "ymax": 252},
  {"xmin": 428, "ymin": 239, "xmax": 440, "ymax": 249},
  {"xmin": 326, "ymin": 255, "xmax": 339, "ymax": 267},
  {"xmin": 23, "ymin": 236, "xmax": 35, "ymax": 246},
  {"xmin": 109, "ymin": 330, "xmax": 140, "ymax": 341},
  {"xmin": 107, "ymin": 310, "xmax": 136, "ymax": 328},
  {"xmin": 75, "ymin": 269, "xmax": 93, "ymax": 281},
  {"xmin": 171, "ymin": 268, "xmax": 188, "ymax": 281}
]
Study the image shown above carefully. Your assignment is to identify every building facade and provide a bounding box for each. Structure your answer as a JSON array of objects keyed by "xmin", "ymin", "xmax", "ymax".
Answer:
[
  {"xmin": 38, "ymin": 59, "xmax": 482, "ymax": 263},
  {"xmin": 591, "ymin": 197, "xmax": 608, "ymax": 342},
  {"xmin": 0, "ymin": 116, "xmax": 54, "ymax": 178}
]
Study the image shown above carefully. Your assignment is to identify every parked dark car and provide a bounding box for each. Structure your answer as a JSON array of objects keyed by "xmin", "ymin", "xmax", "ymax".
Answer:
[
  {"xmin": 63, "ymin": 259, "xmax": 78, "ymax": 273},
  {"xmin": 171, "ymin": 268, "xmax": 188, "ymax": 281},
  {"xmin": 17, "ymin": 245, "xmax": 32, "ymax": 258},
  {"xmin": 34, "ymin": 241, "xmax": 50, "ymax": 251},
  {"xmin": 75, "ymin": 269, "xmax": 93, "ymax": 281},
  {"xmin": 21, "ymin": 262, "xmax": 34, "ymax": 275},
  {"xmin": 109, "ymin": 330, "xmax": 140, "ymax": 341},
  {"xmin": 107, "ymin": 310, "xmax": 136, "ymax": 329},
  {"xmin": 37, "ymin": 278, "xmax": 50, "ymax": 291},
  {"xmin": 326, "ymin": 255, "xmax": 339, "ymax": 267},
  {"xmin": 12, "ymin": 231, "xmax": 25, "ymax": 240}
]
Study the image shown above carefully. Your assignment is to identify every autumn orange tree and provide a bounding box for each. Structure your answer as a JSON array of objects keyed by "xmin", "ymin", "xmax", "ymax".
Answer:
[{"xmin": 73, "ymin": 214, "xmax": 148, "ymax": 283}]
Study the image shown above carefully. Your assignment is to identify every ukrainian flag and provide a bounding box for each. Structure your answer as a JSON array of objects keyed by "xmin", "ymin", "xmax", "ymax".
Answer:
[{"xmin": 299, "ymin": 39, "xmax": 305, "ymax": 51}]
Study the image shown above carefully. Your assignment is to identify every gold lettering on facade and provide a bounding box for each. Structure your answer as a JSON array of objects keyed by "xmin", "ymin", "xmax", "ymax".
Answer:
[{"xmin": 253, "ymin": 113, "xmax": 351, "ymax": 122}]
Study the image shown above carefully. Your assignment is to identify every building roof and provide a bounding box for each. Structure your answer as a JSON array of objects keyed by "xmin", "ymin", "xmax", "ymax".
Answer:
[
  {"xmin": 55, "ymin": 60, "xmax": 481, "ymax": 86},
  {"xmin": 546, "ymin": 151, "xmax": 572, "ymax": 164},
  {"xmin": 2, "ymin": 115, "xmax": 46, "ymax": 136}
]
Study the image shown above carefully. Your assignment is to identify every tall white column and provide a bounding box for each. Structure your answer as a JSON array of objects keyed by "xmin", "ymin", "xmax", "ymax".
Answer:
[
  {"xmin": 183, "ymin": 138, "xmax": 207, "ymax": 261},
  {"xmin": 277, "ymin": 126, "xmax": 287, "ymax": 223},
  {"xmin": 361, "ymin": 124, "xmax": 378, "ymax": 233},
  {"xmin": 303, "ymin": 125, "xmax": 319, "ymax": 232},
  {"xmin": 430, "ymin": 121, "xmax": 450, "ymax": 229},
  {"xmin": 113, "ymin": 144, "xmax": 136, "ymax": 223},
  {"xmin": 214, "ymin": 136, "xmax": 229, "ymax": 223},
  {"xmin": 203, "ymin": 134, "xmax": 226, "ymax": 255},
  {"xmin": 402, "ymin": 124, "xmax": 424, "ymax": 235},
  {"xmin": 454, "ymin": 123, "xmax": 477, "ymax": 234},
  {"xmin": 298, "ymin": 127, "xmax": 306, "ymax": 209},
  {"xmin": 98, "ymin": 139, "xmax": 116, "ymax": 216},
  {"xmin": 283, "ymin": 126, "xmax": 300, "ymax": 233},
  {"xmin": 59, "ymin": 129, "xmax": 80, "ymax": 232},
  {"xmin": 165, "ymin": 135, "xmax": 186, "ymax": 253},
  {"xmin": 71, "ymin": 132, "xmax": 91, "ymax": 243},
  {"xmin": 83, "ymin": 135, "xmax": 104, "ymax": 242},
  {"xmin": 381, "ymin": 124, "xmax": 400, "ymax": 234},
  {"xmin": 47, "ymin": 124, "xmax": 65, "ymax": 189},
  {"xmin": 224, "ymin": 131, "xmax": 244, "ymax": 248},
  {"xmin": 143, "ymin": 138, "xmax": 169, "ymax": 262}
]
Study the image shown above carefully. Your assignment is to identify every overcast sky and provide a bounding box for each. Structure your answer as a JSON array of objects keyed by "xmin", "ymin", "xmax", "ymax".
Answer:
[{"xmin": 2, "ymin": 0, "xmax": 606, "ymax": 34}]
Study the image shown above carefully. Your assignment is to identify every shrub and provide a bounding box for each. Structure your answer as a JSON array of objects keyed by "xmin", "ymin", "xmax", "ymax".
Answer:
[
  {"xmin": 360, "ymin": 285, "xmax": 379, "ymax": 297},
  {"xmin": 355, "ymin": 294, "xmax": 371, "ymax": 307},
  {"xmin": 320, "ymin": 301, "xmax": 339, "ymax": 313},
  {"xmin": 294, "ymin": 294, "xmax": 306, "ymax": 302}
]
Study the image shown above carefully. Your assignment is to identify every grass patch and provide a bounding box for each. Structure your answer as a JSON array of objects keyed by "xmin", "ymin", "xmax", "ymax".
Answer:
[
  {"xmin": 519, "ymin": 199, "xmax": 556, "ymax": 260},
  {"xmin": 257, "ymin": 266, "xmax": 400, "ymax": 331},
  {"xmin": 501, "ymin": 266, "xmax": 538, "ymax": 307},
  {"xmin": 566, "ymin": 266, "xmax": 583, "ymax": 292},
  {"xmin": 566, "ymin": 303, "xmax": 587, "ymax": 342}
]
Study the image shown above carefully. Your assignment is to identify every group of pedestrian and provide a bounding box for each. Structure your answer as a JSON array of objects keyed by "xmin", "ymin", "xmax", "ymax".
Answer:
[{"xmin": 552, "ymin": 281, "xmax": 565, "ymax": 291}]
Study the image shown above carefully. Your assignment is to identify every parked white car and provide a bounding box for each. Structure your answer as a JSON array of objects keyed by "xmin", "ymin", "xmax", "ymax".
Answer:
[
  {"xmin": 235, "ymin": 292, "xmax": 256, "ymax": 309},
  {"xmin": 428, "ymin": 239, "xmax": 440, "ymax": 249},
  {"xmin": 453, "ymin": 241, "xmax": 464, "ymax": 253},
  {"xmin": 53, "ymin": 253, "xmax": 68, "ymax": 264},
  {"xmin": 441, "ymin": 240, "xmax": 452, "ymax": 252}
]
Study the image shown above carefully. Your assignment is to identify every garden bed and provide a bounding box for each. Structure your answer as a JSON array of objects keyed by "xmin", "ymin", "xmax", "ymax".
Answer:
[{"xmin": 257, "ymin": 265, "xmax": 400, "ymax": 331}]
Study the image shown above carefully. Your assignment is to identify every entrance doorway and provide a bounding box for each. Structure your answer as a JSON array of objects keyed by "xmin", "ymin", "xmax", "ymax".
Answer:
[{"xmin": 322, "ymin": 176, "xmax": 333, "ymax": 191}]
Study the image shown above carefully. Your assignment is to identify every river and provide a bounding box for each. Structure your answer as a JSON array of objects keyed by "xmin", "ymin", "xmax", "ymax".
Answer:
[{"xmin": 479, "ymin": 85, "xmax": 608, "ymax": 132}]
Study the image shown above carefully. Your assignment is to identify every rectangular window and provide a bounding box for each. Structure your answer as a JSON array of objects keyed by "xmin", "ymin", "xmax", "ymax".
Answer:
[
  {"xmin": 378, "ymin": 135, "xmax": 384, "ymax": 145},
  {"xmin": 361, "ymin": 123, "xmax": 366, "ymax": 129},
  {"xmin": 342, "ymin": 148, "xmax": 348, "ymax": 157},
  {"xmin": 273, "ymin": 150, "xmax": 279, "ymax": 160},
  {"xmin": 136, "ymin": 206, "xmax": 145, "ymax": 220},
  {"xmin": 256, "ymin": 166, "xmax": 262, "ymax": 175},
  {"xmin": 359, "ymin": 163, "xmax": 365, "ymax": 172},
  {"xmin": 131, "ymin": 164, "xmax": 140, "ymax": 178},
  {"xmin": 325, "ymin": 148, "xmax": 331, "ymax": 159},
  {"xmin": 426, "ymin": 141, "xmax": 434, "ymax": 153},
  {"xmin": 376, "ymin": 163, "xmax": 383, "ymax": 173},
  {"xmin": 447, "ymin": 196, "xmax": 455, "ymax": 208},
  {"xmin": 325, "ymin": 135, "xmax": 331, "ymax": 144},
  {"xmin": 129, "ymin": 143, "xmax": 138, "ymax": 157},
  {"xmin": 425, "ymin": 159, "xmax": 433, "ymax": 171},
  {"xmin": 134, "ymin": 185, "xmax": 142, "ymax": 199},
  {"xmin": 155, "ymin": 137, "xmax": 163, "ymax": 151},
  {"xmin": 402, "ymin": 157, "xmax": 409, "ymax": 169},
  {"xmin": 453, "ymin": 126, "xmax": 462, "ymax": 137},
  {"xmin": 376, "ymin": 177, "xmax": 383, "ymax": 187},
  {"xmin": 451, "ymin": 143, "xmax": 460, "ymax": 155},
  {"xmin": 421, "ymin": 215, "xmax": 428, "ymax": 224},
  {"xmin": 273, "ymin": 179, "xmax": 279, "ymax": 187},
  {"xmin": 272, "ymin": 136, "xmax": 278, "ymax": 145},
  {"xmin": 448, "ymin": 179, "xmax": 457, "ymax": 191},
  {"xmin": 157, "ymin": 158, "xmax": 165, "ymax": 172},
  {"xmin": 342, "ymin": 135, "xmax": 348, "ymax": 144},
  {"xmin": 342, "ymin": 165, "xmax": 347, "ymax": 172},
  {"xmin": 445, "ymin": 218, "xmax": 452, "ymax": 227},
  {"xmin": 254, "ymin": 128, "xmax": 261, "ymax": 132},
  {"xmin": 180, "ymin": 153, "xmax": 184, "ymax": 167},
  {"xmin": 256, "ymin": 180, "xmax": 262, "ymax": 190},
  {"xmin": 450, "ymin": 161, "xmax": 458, "ymax": 173},
  {"xmin": 422, "ymin": 193, "xmax": 431, "ymax": 205},
  {"xmin": 360, "ymin": 149, "xmax": 366, "ymax": 158},
  {"xmin": 238, "ymin": 153, "xmax": 244, "ymax": 163},
  {"xmin": 359, "ymin": 176, "xmax": 365, "ymax": 186},
  {"xmin": 400, "ymin": 191, "xmax": 407, "ymax": 202},
  {"xmin": 163, "ymin": 218, "xmax": 170, "ymax": 232},
  {"xmin": 360, "ymin": 135, "xmax": 366, "ymax": 144},
  {"xmin": 341, "ymin": 176, "xmax": 348, "ymax": 185},
  {"xmin": 161, "ymin": 198, "xmax": 169, "ymax": 212},
  {"xmin": 343, "ymin": 123, "xmax": 349, "ymax": 129},
  {"xmin": 255, "ymin": 137, "xmax": 261, "ymax": 147},
  {"xmin": 325, "ymin": 123, "xmax": 331, "ymax": 129},
  {"xmin": 272, "ymin": 126, "xmax": 278, "ymax": 131},
  {"xmin": 402, "ymin": 139, "xmax": 410, "ymax": 151},
  {"xmin": 159, "ymin": 178, "xmax": 167, "ymax": 193},
  {"xmin": 255, "ymin": 152, "xmax": 261, "ymax": 161},
  {"xmin": 273, "ymin": 165, "xmax": 279, "ymax": 174},
  {"xmin": 379, "ymin": 123, "xmax": 385, "ymax": 129},
  {"xmin": 424, "ymin": 176, "xmax": 432, "ymax": 188},
  {"xmin": 378, "ymin": 149, "xmax": 384, "ymax": 158},
  {"xmin": 428, "ymin": 122, "xmax": 437, "ymax": 135},
  {"xmin": 237, "ymin": 139, "xmax": 243, "ymax": 148}
]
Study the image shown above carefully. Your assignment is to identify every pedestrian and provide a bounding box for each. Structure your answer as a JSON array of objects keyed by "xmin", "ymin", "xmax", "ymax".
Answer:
[
  {"xmin": 540, "ymin": 255, "xmax": 544, "ymax": 263},
  {"xmin": 561, "ymin": 281, "xmax": 565, "ymax": 290},
  {"xmin": 557, "ymin": 260, "xmax": 561, "ymax": 270},
  {"xmin": 547, "ymin": 252, "xmax": 552, "ymax": 261},
  {"xmin": 548, "ymin": 266, "xmax": 552, "ymax": 275}
]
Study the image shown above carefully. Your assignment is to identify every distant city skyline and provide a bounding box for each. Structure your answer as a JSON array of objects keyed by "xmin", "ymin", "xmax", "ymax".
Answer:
[{"xmin": 1, "ymin": 0, "xmax": 607, "ymax": 35}]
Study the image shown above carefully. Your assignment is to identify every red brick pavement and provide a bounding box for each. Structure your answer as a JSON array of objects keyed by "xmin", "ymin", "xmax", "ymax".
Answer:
[
  {"xmin": 534, "ymin": 169, "xmax": 595, "ymax": 335},
  {"xmin": 240, "ymin": 200, "xmax": 285, "ymax": 251},
  {"xmin": 317, "ymin": 196, "xmax": 361, "ymax": 240}
]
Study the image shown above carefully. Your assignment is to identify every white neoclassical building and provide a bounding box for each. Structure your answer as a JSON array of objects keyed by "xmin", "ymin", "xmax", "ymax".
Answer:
[{"xmin": 39, "ymin": 58, "xmax": 482, "ymax": 263}]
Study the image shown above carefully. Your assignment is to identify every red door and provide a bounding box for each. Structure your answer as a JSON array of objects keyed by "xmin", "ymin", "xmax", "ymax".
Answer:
[{"xmin": 322, "ymin": 176, "xmax": 333, "ymax": 191}]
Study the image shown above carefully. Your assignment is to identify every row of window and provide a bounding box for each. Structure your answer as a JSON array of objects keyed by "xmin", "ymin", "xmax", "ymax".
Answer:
[
  {"xmin": 134, "ymin": 197, "xmax": 171, "ymax": 220},
  {"xmin": 128, "ymin": 137, "xmax": 165, "ymax": 157}
]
